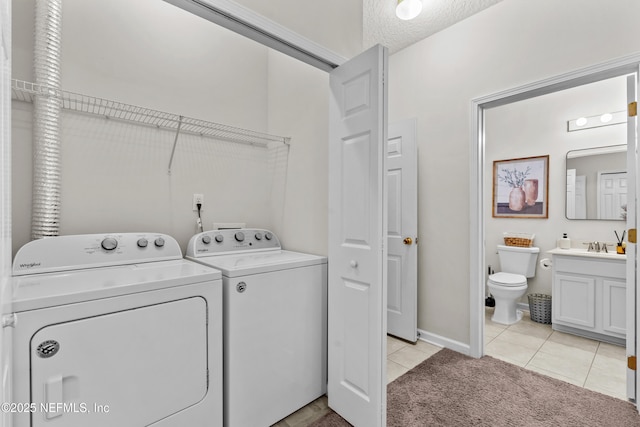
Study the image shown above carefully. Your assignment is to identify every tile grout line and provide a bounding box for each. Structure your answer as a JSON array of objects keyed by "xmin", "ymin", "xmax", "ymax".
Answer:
[{"xmin": 582, "ymin": 341, "xmax": 601, "ymax": 388}]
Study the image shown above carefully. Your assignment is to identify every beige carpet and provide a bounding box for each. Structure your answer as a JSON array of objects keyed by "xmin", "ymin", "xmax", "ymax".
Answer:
[{"xmin": 311, "ymin": 348, "xmax": 640, "ymax": 426}]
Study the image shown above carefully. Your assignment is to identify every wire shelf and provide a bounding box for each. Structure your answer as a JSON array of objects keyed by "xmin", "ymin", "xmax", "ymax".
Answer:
[{"xmin": 11, "ymin": 79, "xmax": 290, "ymax": 147}]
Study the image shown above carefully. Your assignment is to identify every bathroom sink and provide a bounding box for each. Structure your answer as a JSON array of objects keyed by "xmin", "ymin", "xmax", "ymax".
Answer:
[{"xmin": 547, "ymin": 247, "xmax": 626, "ymax": 260}]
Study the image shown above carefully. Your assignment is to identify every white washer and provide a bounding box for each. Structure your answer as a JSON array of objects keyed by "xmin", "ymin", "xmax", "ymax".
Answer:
[
  {"xmin": 186, "ymin": 229, "xmax": 327, "ymax": 427},
  {"xmin": 10, "ymin": 233, "xmax": 222, "ymax": 427}
]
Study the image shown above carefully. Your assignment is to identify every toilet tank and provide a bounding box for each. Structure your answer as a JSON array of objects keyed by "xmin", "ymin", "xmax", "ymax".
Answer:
[{"xmin": 497, "ymin": 245, "xmax": 540, "ymax": 278}]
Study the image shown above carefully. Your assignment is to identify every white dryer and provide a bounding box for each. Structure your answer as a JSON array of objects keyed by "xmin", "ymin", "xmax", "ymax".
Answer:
[
  {"xmin": 186, "ymin": 229, "xmax": 327, "ymax": 427},
  {"xmin": 9, "ymin": 233, "xmax": 223, "ymax": 427}
]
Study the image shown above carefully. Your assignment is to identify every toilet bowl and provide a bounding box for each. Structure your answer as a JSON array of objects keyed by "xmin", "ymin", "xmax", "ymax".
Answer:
[
  {"xmin": 488, "ymin": 244, "xmax": 539, "ymax": 325},
  {"xmin": 487, "ymin": 272, "xmax": 528, "ymax": 325}
]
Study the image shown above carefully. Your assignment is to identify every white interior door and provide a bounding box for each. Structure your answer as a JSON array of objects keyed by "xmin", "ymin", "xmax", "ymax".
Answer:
[
  {"xmin": 575, "ymin": 175, "xmax": 587, "ymax": 219},
  {"xmin": 566, "ymin": 168, "xmax": 576, "ymax": 219},
  {"xmin": 598, "ymin": 171, "xmax": 627, "ymax": 220},
  {"xmin": 626, "ymin": 72, "xmax": 637, "ymax": 404},
  {"xmin": 387, "ymin": 119, "xmax": 417, "ymax": 342},
  {"xmin": 328, "ymin": 44, "xmax": 388, "ymax": 427}
]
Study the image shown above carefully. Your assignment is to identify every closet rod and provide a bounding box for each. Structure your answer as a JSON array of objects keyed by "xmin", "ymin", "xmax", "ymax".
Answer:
[{"xmin": 11, "ymin": 79, "xmax": 291, "ymax": 148}]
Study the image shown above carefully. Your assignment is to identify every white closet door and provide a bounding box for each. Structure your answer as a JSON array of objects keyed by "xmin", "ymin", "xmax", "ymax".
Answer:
[{"xmin": 328, "ymin": 44, "xmax": 388, "ymax": 427}]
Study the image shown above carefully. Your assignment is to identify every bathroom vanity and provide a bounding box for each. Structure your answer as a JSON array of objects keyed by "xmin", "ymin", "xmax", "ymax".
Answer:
[{"xmin": 548, "ymin": 248, "xmax": 626, "ymax": 346}]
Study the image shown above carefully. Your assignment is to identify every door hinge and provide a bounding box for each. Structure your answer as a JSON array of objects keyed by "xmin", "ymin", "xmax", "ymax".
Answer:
[
  {"xmin": 629, "ymin": 228, "xmax": 637, "ymax": 244},
  {"xmin": 629, "ymin": 102, "xmax": 637, "ymax": 117},
  {"xmin": 629, "ymin": 355, "xmax": 637, "ymax": 371}
]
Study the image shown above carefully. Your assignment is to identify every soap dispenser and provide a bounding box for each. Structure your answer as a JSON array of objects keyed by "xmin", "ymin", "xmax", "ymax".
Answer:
[{"xmin": 558, "ymin": 233, "xmax": 571, "ymax": 249}]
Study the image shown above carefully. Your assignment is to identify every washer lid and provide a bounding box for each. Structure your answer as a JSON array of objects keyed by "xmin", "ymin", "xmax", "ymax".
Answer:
[
  {"xmin": 488, "ymin": 272, "xmax": 526, "ymax": 287},
  {"xmin": 186, "ymin": 250, "xmax": 327, "ymax": 277},
  {"xmin": 10, "ymin": 259, "xmax": 221, "ymax": 312}
]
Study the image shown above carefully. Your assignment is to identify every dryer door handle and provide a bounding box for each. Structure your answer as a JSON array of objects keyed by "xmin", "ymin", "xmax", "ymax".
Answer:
[{"xmin": 44, "ymin": 374, "xmax": 64, "ymax": 419}]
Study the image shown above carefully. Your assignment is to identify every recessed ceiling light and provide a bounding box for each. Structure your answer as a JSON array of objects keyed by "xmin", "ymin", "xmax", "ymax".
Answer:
[
  {"xmin": 575, "ymin": 117, "xmax": 588, "ymax": 126},
  {"xmin": 396, "ymin": 0, "xmax": 423, "ymax": 21}
]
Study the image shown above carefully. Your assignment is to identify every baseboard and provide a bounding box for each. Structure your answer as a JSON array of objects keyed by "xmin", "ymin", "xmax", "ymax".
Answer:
[{"xmin": 417, "ymin": 328, "xmax": 471, "ymax": 356}]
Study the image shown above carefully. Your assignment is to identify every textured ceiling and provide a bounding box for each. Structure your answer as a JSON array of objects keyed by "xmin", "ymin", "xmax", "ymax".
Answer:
[{"xmin": 364, "ymin": 0, "xmax": 504, "ymax": 53}]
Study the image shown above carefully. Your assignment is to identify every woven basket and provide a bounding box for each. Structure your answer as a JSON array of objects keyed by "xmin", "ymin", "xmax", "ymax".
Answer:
[
  {"xmin": 503, "ymin": 232, "xmax": 535, "ymax": 248},
  {"xmin": 528, "ymin": 294, "xmax": 552, "ymax": 324}
]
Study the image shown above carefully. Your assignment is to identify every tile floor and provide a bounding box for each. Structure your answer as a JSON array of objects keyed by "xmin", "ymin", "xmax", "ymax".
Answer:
[
  {"xmin": 275, "ymin": 309, "xmax": 628, "ymax": 426},
  {"xmin": 485, "ymin": 307, "xmax": 628, "ymax": 401}
]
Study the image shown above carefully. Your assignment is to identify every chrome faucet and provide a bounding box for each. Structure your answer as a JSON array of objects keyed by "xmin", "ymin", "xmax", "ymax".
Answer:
[{"xmin": 587, "ymin": 241, "xmax": 608, "ymax": 253}]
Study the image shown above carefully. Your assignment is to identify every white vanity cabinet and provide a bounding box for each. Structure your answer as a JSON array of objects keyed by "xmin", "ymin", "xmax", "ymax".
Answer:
[{"xmin": 548, "ymin": 249, "xmax": 626, "ymax": 346}]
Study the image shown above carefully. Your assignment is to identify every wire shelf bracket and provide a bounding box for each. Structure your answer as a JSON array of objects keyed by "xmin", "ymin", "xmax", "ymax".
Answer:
[{"xmin": 11, "ymin": 79, "xmax": 291, "ymax": 174}]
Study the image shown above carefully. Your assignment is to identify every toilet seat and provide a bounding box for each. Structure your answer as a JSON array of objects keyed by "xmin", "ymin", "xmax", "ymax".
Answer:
[{"xmin": 488, "ymin": 272, "xmax": 526, "ymax": 287}]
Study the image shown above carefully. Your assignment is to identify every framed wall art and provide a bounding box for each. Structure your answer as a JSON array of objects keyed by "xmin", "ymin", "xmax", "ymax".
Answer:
[{"xmin": 492, "ymin": 155, "xmax": 549, "ymax": 218}]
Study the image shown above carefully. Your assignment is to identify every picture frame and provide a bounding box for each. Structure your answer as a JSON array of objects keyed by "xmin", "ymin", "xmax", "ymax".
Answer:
[{"xmin": 492, "ymin": 155, "xmax": 549, "ymax": 218}]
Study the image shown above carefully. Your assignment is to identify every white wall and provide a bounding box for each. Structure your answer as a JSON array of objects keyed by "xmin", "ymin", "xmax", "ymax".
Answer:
[
  {"xmin": 266, "ymin": 49, "xmax": 329, "ymax": 256},
  {"xmin": 388, "ymin": 0, "xmax": 640, "ymax": 345},
  {"xmin": 485, "ymin": 76, "xmax": 627, "ymax": 302},
  {"xmin": 233, "ymin": 0, "xmax": 363, "ymax": 59},
  {"xmin": 11, "ymin": 0, "xmax": 296, "ymax": 254}
]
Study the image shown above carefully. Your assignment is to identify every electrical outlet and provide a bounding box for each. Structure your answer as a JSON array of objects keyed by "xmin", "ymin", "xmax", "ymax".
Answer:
[{"xmin": 193, "ymin": 194, "xmax": 204, "ymax": 211}]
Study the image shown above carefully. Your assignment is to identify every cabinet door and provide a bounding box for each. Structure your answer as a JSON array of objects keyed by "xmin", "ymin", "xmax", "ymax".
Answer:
[
  {"xmin": 603, "ymin": 278, "xmax": 626, "ymax": 335},
  {"xmin": 554, "ymin": 274, "xmax": 596, "ymax": 328}
]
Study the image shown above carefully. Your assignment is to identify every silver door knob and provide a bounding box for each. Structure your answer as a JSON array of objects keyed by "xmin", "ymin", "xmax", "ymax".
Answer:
[{"xmin": 350, "ymin": 260, "xmax": 358, "ymax": 268}]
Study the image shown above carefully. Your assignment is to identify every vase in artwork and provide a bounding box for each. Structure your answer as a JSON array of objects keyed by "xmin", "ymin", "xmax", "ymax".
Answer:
[
  {"xmin": 523, "ymin": 179, "xmax": 538, "ymax": 206},
  {"xmin": 508, "ymin": 187, "xmax": 526, "ymax": 211}
]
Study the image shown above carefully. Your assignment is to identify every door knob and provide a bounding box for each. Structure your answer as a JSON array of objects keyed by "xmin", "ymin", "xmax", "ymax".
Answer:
[
  {"xmin": 403, "ymin": 237, "xmax": 413, "ymax": 245},
  {"xmin": 350, "ymin": 260, "xmax": 358, "ymax": 268}
]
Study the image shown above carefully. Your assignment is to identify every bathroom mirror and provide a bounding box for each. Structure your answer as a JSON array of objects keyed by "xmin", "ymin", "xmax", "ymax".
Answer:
[{"xmin": 565, "ymin": 144, "xmax": 627, "ymax": 220}]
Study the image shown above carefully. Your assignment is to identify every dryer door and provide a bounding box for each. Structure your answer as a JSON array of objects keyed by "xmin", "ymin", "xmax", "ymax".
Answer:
[{"xmin": 30, "ymin": 297, "xmax": 208, "ymax": 427}]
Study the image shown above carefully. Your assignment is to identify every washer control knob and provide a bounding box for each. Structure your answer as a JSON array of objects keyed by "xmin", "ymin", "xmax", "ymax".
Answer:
[
  {"xmin": 255, "ymin": 232, "xmax": 263, "ymax": 240},
  {"xmin": 154, "ymin": 237, "xmax": 165, "ymax": 247},
  {"xmin": 101, "ymin": 237, "xmax": 118, "ymax": 251},
  {"xmin": 234, "ymin": 232, "xmax": 245, "ymax": 242},
  {"xmin": 265, "ymin": 232, "xmax": 273, "ymax": 241},
  {"xmin": 202, "ymin": 235, "xmax": 212, "ymax": 245},
  {"xmin": 137, "ymin": 238, "xmax": 148, "ymax": 248},
  {"xmin": 215, "ymin": 235, "xmax": 224, "ymax": 243}
]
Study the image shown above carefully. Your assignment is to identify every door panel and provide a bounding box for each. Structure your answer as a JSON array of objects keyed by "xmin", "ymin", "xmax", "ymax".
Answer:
[
  {"xmin": 387, "ymin": 119, "xmax": 418, "ymax": 342},
  {"xmin": 328, "ymin": 44, "xmax": 388, "ymax": 427}
]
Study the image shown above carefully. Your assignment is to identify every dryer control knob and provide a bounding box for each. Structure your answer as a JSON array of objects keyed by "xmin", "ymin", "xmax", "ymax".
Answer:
[
  {"xmin": 101, "ymin": 237, "xmax": 118, "ymax": 251},
  {"xmin": 215, "ymin": 235, "xmax": 224, "ymax": 243},
  {"xmin": 154, "ymin": 237, "xmax": 165, "ymax": 247},
  {"xmin": 202, "ymin": 235, "xmax": 212, "ymax": 244},
  {"xmin": 234, "ymin": 232, "xmax": 245, "ymax": 242},
  {"xmin": 255, "ymin": 232, "xmax": 263, "ymax": 240},
  {"xmin": 137, "ymin": 238, "xmax": 148, "ymax": 248},
  {"xmin": 265, "ymin": 232, "xmax": 273, "ymax": 241}
]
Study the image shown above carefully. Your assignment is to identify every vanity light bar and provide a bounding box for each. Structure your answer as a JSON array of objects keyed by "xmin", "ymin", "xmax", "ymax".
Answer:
[{"xmin": 567, "ymin": 110, "xmax": 627, "ymax": 132}]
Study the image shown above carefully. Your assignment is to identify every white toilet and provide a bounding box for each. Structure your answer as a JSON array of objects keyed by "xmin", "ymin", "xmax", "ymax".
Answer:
[{"xmin": 487, "ymin": 244, "xmax": 540, "ymax": 325}]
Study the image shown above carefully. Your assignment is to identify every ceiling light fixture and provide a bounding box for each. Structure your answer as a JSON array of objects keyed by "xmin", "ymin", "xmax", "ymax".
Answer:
[
  {"xmin": 567, "ymin": 111, "xmax": 626, "ymax": 132},
  {"xmin": 396, "ymin": 0, "xmax": 423, "ymax": 21}
]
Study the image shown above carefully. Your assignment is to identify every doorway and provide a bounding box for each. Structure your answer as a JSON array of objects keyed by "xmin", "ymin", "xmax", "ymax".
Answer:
[{"xmin": 470, "ymin": 54, "xmax": 640, "ymax": 409}]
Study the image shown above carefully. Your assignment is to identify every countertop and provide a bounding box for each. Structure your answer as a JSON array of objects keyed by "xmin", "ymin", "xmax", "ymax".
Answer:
[{"xmin": 547, "ymin": 247, "xmax": 626, "ymax": 260}]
